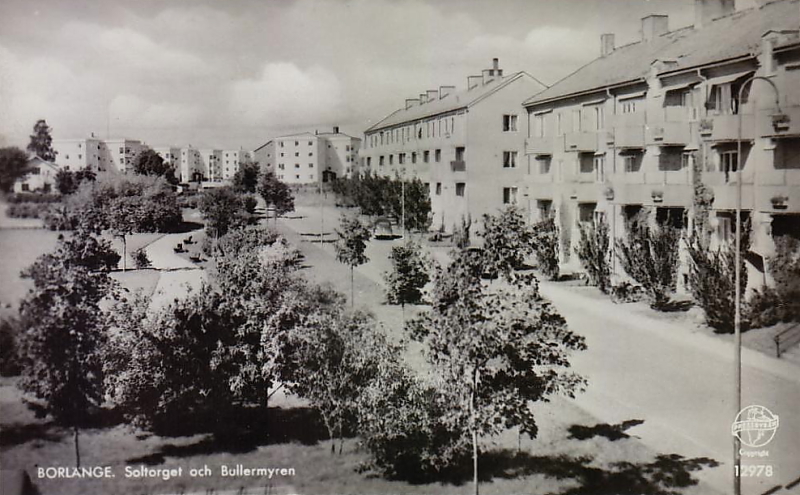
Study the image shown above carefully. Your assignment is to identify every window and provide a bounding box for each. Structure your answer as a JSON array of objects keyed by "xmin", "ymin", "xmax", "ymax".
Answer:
[
  {"xmin": 78, "ymin": 143, "xmax": 82, "ymax": 149},
  {"xmin": 65, "ymin": 154, "xmax": 70, "ymax": 159},
  {"xmin": 309, "ymin": 152, "xmax": 313, "ymax": 157},
  {"xmin": 412, "ymin": 152, "xmax": 417, "ymax": 164},
  {"xmin": 78, "ymin": 154, "xmax": 82, "ymax": 159},
  {"xmin": 503, "ymin": 187, "xmax": 518, "ymax": 204},
  {"xmin": 533, "ymin": 113, "xmax": 548, "ymax": 138},
  {"xmin": 30, "ymin": 167, "xmax": 40, "ymax": 175},
  {"xmin": 280, "ymin": 142, "xmax": 284, "ymax": 148},
  {"xmin": 119, "ymin": 147, "xmax": 123, "ymax": 153},
  {"xmin": 719, "ymin": 150, "xmax": 739, "ymax": 181},
  {"xmin": 424, "ymin": 151, "xmax": 430, "ymax": 163},
  {"xmin": 503, "ymin": 151, "xmax": 517, "ymax": 168},
  {"xmin": 455, "ymin": 147, "xmax": 465, "ymax": 162},
  {"xmin": 537, "ymin": 199, "xmax": 553, "ymax": 220},
  {"xmin": 308, "ymin": 141, "xmax": 313, "ymax": 146},
  {"xmin": 21, "ymin": 183, "xmax": 29, "ymax": 191},
  {"xmin": 296, "ymin": 174, "xmax": 300, "ymax": 179},
  {"xmin": 579, "ymin": 153, "xmax": 594, "ymax": 173},
  {"xmin": 367, "ymin": 157, "xmax": 372, "ymax": 167},
  {"xmin": 436, "ymin": 182, "xmax": 442, "ymax": 195},
  {"xmin": 620, "ymin": 98, "xmax": 641, "ymax": 114},
  {"xmin": 503, "ymin": 114, "xmax": 518, "ymax": 132},
  {"xmin": 295, "ymin": 152, "xmax": 299, "ymax": 157},
  {"xmin": 572, "ymin": 109, "xmax": 582, "ymax": 132},
  {"xmin": 556, "ymin": 113, "xmax": 563, "ymax": 135},
  {"xmin": 623, "ymin": 152, "xmax": 643, "ymax": 173},
  {"xmin": 295, "ymin": 141, "xmax": 299, "ymax": 146},
  {"xmin": 389, "ymin": 155, "xmax": 394, "ymax": 165},
  {"xmin": 659, "ymin": 147, "xmax": 686, "ymax": 171},
  {"xmin": 656, "ymin": 207, "xmax": 686, "ymax": 229},
  {"xmin": 593, "ymin": 105, "xmax": 604, "ymax": 130},
  {"xmin": 295, "ymin": 164, "xmax": 300, "ymax": 169},
  {"xmin": 537, "ymin": 156, "xmax": 552, "ymax": 174},
  {"xmin": 594, "ymin": 155, "xmax": 605, "ymax": 181},
  {"xmin": 435, "ymin": 149, "xmax": 441, "ymax": 162},
  {"xmin": 578, "ymin": 203, "xmax": 597, "ymax": 223},
  {"xmin": 309, "ymin": 163, "xmax": 314, "ymax": 168},
  {"xmin": 399, "ymin": 153, "xmax": 405, "ymax": 165},
  {"xmin": 380, "ymin": 156, "xmax": 385, "ymax": 166},
  {"xmin": 455, "ymin": 182, "xmax": 466, "ymax": 197}
]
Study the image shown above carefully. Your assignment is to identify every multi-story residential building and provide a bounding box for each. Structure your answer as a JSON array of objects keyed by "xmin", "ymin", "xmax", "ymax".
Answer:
[
  {"xmin": 522, "ymin": 0, "xmax": 800, "ymax": 283},
  {"xmin": 53, "ymin": 136, "xmax": 145, "ymax": 173},
  {"xmin": 361, "ymin": 59, "xmax": 547, "ymax": 232},
  {"xmin": 199, "ymin": 149, "xmax": 223, "ymax": 182},
  {"xmin": 153, "ymin": 146, "xmax": 181, "ymax": 172},
  {"xmin": 254, "ymin": 127, "xmax": 359, "ymax": 184},
  {"xmin": 179, "ymin": 147, "xmax": 203, "ymax": 183},
  {"xmin": 222, "ymin": 149, "xmax": 252, "ymax": 181},
  {"xmin": 317, "ymin": 126, "xmax": 361, "ymax": 180}
]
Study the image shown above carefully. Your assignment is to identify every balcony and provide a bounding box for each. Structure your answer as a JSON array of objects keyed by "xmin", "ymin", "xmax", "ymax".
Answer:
[
  {"xmin": 646, "ymin": 122, "xmax": 691, "ymax": 146},
  {"xmin": 707, "ymin": 113, "xmax": 755, "ymax": 142},
  {"xmin": 757, "ymin": 105, "xmax": 800, "ymax": 138},
  {"xmin": 564, "ymin": 132, "xmax": 598, "ymax": 152},
  {"xmin": 615, "ymin": 125, "xmax": 645, "ymax": 149},
  {"xmin": 526, "ymin": 136, "xmax": 554, "ymax": 155},
  {"xmin": 450, "ymin": 160, "xmax": 466, "ymax": 172}
]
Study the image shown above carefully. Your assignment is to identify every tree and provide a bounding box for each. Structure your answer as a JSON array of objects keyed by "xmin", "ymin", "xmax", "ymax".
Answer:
[
  {"xmin": 133, "ymin": 149, "xmax": 178, "ymax": 185},
  {"xmin": 0, "ymin": 147, "xmax": 30, "ymax": 193},
  {"xmin": 479, "ymin": 205, "xmax": 535, "ymax": 281},
  {"xmin": 334, "ymin": 215, "xmax": 371, "ymax": 308},
  {"xmin": 27, "ymin": 120, "xmax": 56, "ymax": 161},
  {"xmin": 107, "ymin": 196, "xmax": 143, "ymax": 271},
  {"xmin": 55, "ymin": 167, "xmax": 95, "ymax": 195},
  {"xmin": 410, "ymin": 263, "xmax": 587, "ymax": 495},
  {"xmin": 17, "ymin": 229, "xmax": 119, "ymax": 467},
  {"xmin": 615, "ymin": 213, "xmax": 681, "ymax": 310},
  {"xmin": 575, "ymin": 218, "xmax": 612, "ymax": 293},
  {"xmin": 233, "ymin": 160, "xmax": 261, "ymax": 194},
  {"xmin": 384, "ymin": 242, "xmax": 430, "ymax": 316},
  {"xmin": 258, "ymin": 171, "xmax": 294, "ymax": 223},
  {"xmin": 198, "ymin": 186, "xmax": 251, "ymax": 240}
]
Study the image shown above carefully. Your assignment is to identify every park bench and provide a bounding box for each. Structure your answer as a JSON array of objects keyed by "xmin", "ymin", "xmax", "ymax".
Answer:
[{"xmin": 774, "ymin": 322, "xmax": 800, "ymax": 358}]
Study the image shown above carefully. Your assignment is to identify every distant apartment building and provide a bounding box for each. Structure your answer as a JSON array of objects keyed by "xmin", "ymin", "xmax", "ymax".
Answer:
[
  {"xmin": 199, "ymin": 149, "xmax": 223, "ymax": 182},
  {"xmin": 101, "ymin": 139, "xmax": 144, "ymax": 174},
  {"xmin": 52, "ymin": 136, "xmax": 145, "ymax": 173},
  {"xmin": 179, "ymin": 147, "xmax": 203, "ymax": 183},
  {"xmin": 153, "ymin": 146, "xmax": 181, "ymax": 171},
  {"xmin": 254, "ymin": 127, "xmax": 360, "ymax": 184},
  {"xmin": 222, "ymin": 149, "xmax": 252, "ymax": 181},
  {"xmin": 361, "ymin": 59, "xmax": 547, "ymax": 232},
  {"xmin": 522, "ymin": 0, "xmax": 800, "ymax": 283}
]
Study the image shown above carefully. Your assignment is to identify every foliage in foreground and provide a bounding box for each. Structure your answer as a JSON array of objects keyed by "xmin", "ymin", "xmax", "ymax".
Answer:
[
  {"xmin": 479, "ymin": 205, "xmax": 535, "ymax": 281},
  {"xmin": 531, "ymin": 217, "xmax": 560, "ymax": 281},
  {"xmin": 749, "ymin": 235, "xmax": 800, "ymax": 327},
  {"xmin": 384, "ymin": 242, "xmax": 429, "ymax": 308}
]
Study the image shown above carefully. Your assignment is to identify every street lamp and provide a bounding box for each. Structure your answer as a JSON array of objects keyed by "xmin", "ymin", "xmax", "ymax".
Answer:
[{"xmin": 734, "ymin": 75, "xmax": 785, "ymax": 495}]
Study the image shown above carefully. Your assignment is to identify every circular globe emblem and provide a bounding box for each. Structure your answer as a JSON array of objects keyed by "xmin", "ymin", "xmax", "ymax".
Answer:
[{"xmin": 731, "ymin": 405, "xmax": 779, "ymax": 448}]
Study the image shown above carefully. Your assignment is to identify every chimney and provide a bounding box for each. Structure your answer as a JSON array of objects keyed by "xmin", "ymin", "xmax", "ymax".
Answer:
[
  {"xmin": 641, "ymin": 14, "xmax": 669, "ymax": 42},
  {"xmin": 492, "ymin": 58, "xmax": 499, "ymax": 71},
  {"xmin": 467, "ymin": 75, "xmax": 482, "ymax": 90},
  {"xmin": 601, "ymin": 33, "xmax": 615, "ymax": 56},
  {"xmin": 419, "ymin": 93, "xmax": 428, "ymax": 104},
  {"xmin": 426, "ymin": 89, "xmax": 438, "ymax": 102},
  {"xmin": 439, "ymin": 85, "xmax": 455, "ymax": 98},
  {"xmin": 694, "ymin": 0, "xmax": 735, "ymax": 29},
  {"xmin": 333, "ymin": 126, "xmax": 339, "ymax": 134},
  {"xmin": 482, "ymin": 68, "xmax": 495, "ymax": 84},
  {"xmin": 405, "ymin": 98, "xmax": 420, "ymax": 109}
]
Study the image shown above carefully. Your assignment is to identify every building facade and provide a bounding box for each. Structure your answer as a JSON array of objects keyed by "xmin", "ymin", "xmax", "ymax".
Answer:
[
  {"xmin": 222, "ymin": 149, "xmax": 252, "ymax": 180},
  {"xmin": 13, "ymin": 156, "xmax": 60, "ymax": 193},
  {"xmin": 199, "ymin": 149, "xmax": 223, "ymax": 183},
  {"xmin": 522, "ymin": 0, "xmax": 800, "ymax": 284},
  {"xmin": 52, "ymin": 136, "xmax": 144, "ymax": 174},
  {"xmin": 318, "ymin": 126, "xmax": 361, "ymax": 181},
  {"xmin": 361, "ymin": 59, "xmax": 547, "ymax": 233}
]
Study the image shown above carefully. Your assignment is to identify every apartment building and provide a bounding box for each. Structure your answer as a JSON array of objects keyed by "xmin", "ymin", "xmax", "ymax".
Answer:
[
  {"xmin": 199, "ymin": 149, "xmax": 223, "ymax": 182},
  {"xmin": 102, "ymin": 138, "xmax": 144, "ymax": 174},
  {"xmin": 52, "ymin": 137, "xmax": 104, "ymax": 171},
  {"xmin": 179, "ymin": 147, "xmax": 203, "ymax": 183},
  {"xmin": 153, "ymin": 146, "xmax": 181, "ymax": 171},
  {"xmin": 361, "ymin": 59, "xmax": 547, "ymax": 232},
  {"xmin": 523, "ymin": 0, "xmax": 800, "ymax": 283},
  {"xmin": 317, "ymin": 126, "xmax": 361, "ymax": 180},
  {"xmin": 253, "ymin": 140, "xmax": 274, "ymax": 176},
  {"xmin": 222, "ymin": 149, "xmax": 252, "ymax": 181}
]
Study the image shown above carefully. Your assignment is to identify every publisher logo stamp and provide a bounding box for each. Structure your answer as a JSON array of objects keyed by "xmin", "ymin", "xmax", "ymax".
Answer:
[{"xmin": 732, "ymin": 405, "xmax": 779, "ymax": 449}]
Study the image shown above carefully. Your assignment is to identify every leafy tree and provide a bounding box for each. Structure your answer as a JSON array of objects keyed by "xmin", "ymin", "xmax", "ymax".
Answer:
[
  {"xmin": 133, "ymin": 149, "xmax": 178, "ymax": 185},
  {"xmin": 55, "ymin": 169, "xmax": 77, "ymax": 195},
  {"xmin": 575, "ymin": 218, "xmax": 612, "ymax": 293},
  {"xmin": 0, "ymin": 316, "xmax": 23, "ymax": 376},
  {"xmin": 453, "ymin": 214, "xmax": 472, "ymax": 249},
  {"xmin": 686, "ymin": 218, "xmax": 750, "ymax": 333},
  {"xmin": 285, "ymin": 311, "xmax": 390, "ymax": 454},
  {"xmin": 531, "ymin": 217, "xmax": 560, "ymax": 281},
  {"xmin": 16, "ymin": 229, "xmax": 119, "ymax": 466},
  {"xmin": 198, "ymin": 186, "xmax": 251, "ymax": 239},
  {"xmin": 258, "ymin": 171, "xmax": 294, "ymax": 222},
  {"xmin": 479, "ymin": 205, "xmax": 535, "ymax": 281},
  {"xmin": 107, "ymin": 195, "xmax": 143, "ymax": 271},
  {"xmin": 615, "ymin": 213, "xmax": 681, "ymax": 310},
  {"xmin": 0, "ymin": 147, "xmax": 30, "ymax": 193},
  {"xmin": 233, "ymin": 160, "xmax": 261, "ymax": 194},
  {"xmin": 384, "ymin": 242, "xmax": 430, "ymax": 314},
  {"xmin": 334, "ymin": 215, "xmax": 371, "ymax": 307},
  {"xmin": 750, "ymin": 235, "xmax": 800, "ymax": 327},
  {"xmin": 27, "ymin": 120, "xmax": 56, "ymax": 161},
  {"xmin": 410, "ymin": 267, "xmax": 586, "ymax": 495}
]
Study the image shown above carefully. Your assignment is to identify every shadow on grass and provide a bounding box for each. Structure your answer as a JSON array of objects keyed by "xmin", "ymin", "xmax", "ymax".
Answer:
[
  {"xmin": 165, "ymin": 221, "xmax": 204, "ymax": 234},
  {"xmin": 471, "ymin": 450, "xmax": 719, "ymax": 495},
  {"xmin": 0, "ymin": 422, "xmax": 66, "ymax": 447},
  {"xmin": 127, "ymin": 406, "xmax": 333, "ymax": 466},
  {"xmin": 659, "ymin": 300, "xmax": 694, "ymax": 313},
  {"xmin": 568, "ymin": 419, "xmax": 644, "ymax": 441}
]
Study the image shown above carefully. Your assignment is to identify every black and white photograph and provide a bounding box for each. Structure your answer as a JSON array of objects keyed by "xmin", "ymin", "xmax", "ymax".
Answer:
[{"xmin": 0, "ymin": 0, "xmax": 799, "ymax": 494}]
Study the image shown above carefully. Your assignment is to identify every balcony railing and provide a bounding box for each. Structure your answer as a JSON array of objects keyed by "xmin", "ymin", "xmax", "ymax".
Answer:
[
  {"xmin": 615, "ymin": 125, "xmax": 645, "ymax": 149},
  {"xmin": 564, "ymin": 132, "xmax": 597, "ymax": 152},
  {"xmin": 709, "ymin": 113, "xmax": 755, "ymax": 141},
  {"xmin": 451, "ymin": 160, "xmax": 466, "ymax": 172},
  {"xmin": 526, "ymin": 136, "xmax": 554, "ymax": 155},
  {"xmin": 646, "ymin": 122, "xmax": 692, "ymax": 146}
]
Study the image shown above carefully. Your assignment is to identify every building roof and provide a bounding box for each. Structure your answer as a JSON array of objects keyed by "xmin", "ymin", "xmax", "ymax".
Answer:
[
  {"xmin": 524, "ymin": 0, "xmax": 800, "ymax": 107},
  {"xmin": 317, "ymin": 131, "xmax": 361, "ymax": 141},
  {"xmin": 367, "ymin": 71, "xmax": 545, "ymax": 132}
]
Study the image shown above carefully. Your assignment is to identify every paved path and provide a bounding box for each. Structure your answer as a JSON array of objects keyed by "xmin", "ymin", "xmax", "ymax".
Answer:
[
  {"xmin": 539, "ymin": 282, "xmax": 800, "ymax": 495},
  {"xmin": 145, "ymin": 232, "xmax": 206, "ymax": 311}
]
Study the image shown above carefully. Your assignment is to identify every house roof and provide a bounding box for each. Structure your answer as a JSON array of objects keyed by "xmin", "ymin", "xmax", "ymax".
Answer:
[
  {"xmin": 524, "ymin": 0, "xmax": 800, "ymax": 107},
  {"xmin": 367, "ymin": 71, "xmax": 545, "ymax": 132}
]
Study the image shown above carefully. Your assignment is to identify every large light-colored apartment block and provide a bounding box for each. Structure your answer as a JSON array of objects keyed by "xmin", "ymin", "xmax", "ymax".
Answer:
[
  {"xmin": 522, "ymin": 0, "xmax": 800, "ymax": 285},
  {"xmin": 222, "ymin": 149, "xmax": 252, "ymax": 181},
  {"xmin": 254, "ymin": 127, "xmax": 359, "ymax": 185},
  {"xmin": 153, "ymin": 147, "xmax": 181, "ymax": 171},
  {"xmin": 361, "ymin": 59, "xmax": 547, "ymax": 233},
  {"xmin": 179, "ymin": 147, "xmax": 203, "ymax": 183},
  {"xmin": 52, "ymin": 136, "xmax": 144, "ymax": 174},
  {"xmin": 199, "ymin": 149, "xmax": 223, "ymax": 182}
]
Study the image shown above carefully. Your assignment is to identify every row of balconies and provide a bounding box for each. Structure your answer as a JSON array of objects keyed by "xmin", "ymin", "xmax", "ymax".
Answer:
[{"xmin": 526, "ymin": 106, "xmax": 800, "ymax": 155}]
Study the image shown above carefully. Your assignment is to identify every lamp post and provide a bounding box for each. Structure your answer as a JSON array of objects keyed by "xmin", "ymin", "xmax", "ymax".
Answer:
[{"xmin": 734, "ymin": 75, "xmax": 784, "ymax": 495}]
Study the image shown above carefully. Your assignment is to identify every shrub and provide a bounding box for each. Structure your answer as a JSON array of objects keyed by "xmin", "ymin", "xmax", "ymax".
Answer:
[
  {"xmin": 176, "ymin": 195, "xmax": 199, "ymax": 209},
  {"xmin": 6, "ymin": 203, "xmax": 48, "ymax": 218},
  {"xmin": 132, "ymin": 248, "xmax": 151, "ymax": 269},
  {"xmin": 385, "ymin": 243, "xmax": 430, "ymax": 308},
  {"xmin": 610, "ymin": 282, "xmax": 646, "ymax": 304},
  {"xmin": 749, "ymin": 236, "xmax": 800, "ymax": 327},
  {"xmin": 686, "ymin": 220, "xmax": 750, "ymax": 333},
  {"xmin": 0, "ymin": 316, "xmax": 22, "ymax": 376},
  {"xmin": 452, "ymin": 214, "xmax": 471, "ymax": 249},
  {"xmin": 615, "ymin": 215, "xmax": 681, "ymax": 310},
  {"xmin": 532, "ymin": 217, "xmax": 559, "ymax": 280},
  {"xmin": 7, "ymin": 192, "xmax": 61, "ymax": 204},
  {"xmin": 575, "ymin": 219, "xmax": 611, "ymax": 293},
  {"xmin": 42, "ymin": 204, "xmax": 79, "ymax": 231}
]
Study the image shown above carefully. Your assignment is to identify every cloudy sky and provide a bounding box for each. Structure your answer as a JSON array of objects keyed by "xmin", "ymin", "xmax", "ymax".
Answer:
[{"xmin": 0, "ymin": 0, "xmax": 756, "ymax": 150}]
